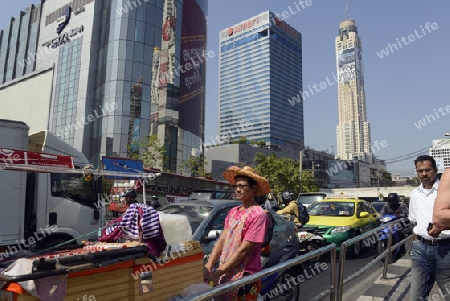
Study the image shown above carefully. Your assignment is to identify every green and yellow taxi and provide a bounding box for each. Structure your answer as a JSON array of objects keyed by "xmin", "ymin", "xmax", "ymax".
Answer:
[{"xmin": 305, "ymin": 197, "xmax": 380, "ymax": 256}]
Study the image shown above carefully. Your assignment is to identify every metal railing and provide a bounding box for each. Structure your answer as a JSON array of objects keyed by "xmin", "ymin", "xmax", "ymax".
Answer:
[
  {"xmin": 336, "ymin": 217, "xmax": 412, "ymax": 301},
  {"xmin": 183, "ymin": 244, "xmax": 337, "ymax": 301},
  {"xmin": 183, "ymin": 218, "xmax": 411, "ymax": 301}
]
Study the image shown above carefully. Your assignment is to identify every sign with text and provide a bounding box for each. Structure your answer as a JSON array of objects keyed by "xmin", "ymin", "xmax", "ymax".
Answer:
[
  {"xmin": 101, "ymin": 157, "xmax": 144, "ymax": 179},
  {"xmin": 0, "ymin": 149, "xmax": 74, "ymax": 168}
]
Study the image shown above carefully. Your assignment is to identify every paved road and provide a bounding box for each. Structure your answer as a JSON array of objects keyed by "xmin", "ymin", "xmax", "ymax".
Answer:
[{"xmin": 297, "ymin": 241, "xmax": 411, "ymax": 301}]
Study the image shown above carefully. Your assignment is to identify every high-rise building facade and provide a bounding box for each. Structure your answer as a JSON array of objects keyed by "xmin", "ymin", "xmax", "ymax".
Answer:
[
  {"xmin": 218, "ymin": 11, "xmax": 303, "ymax": 151},
  {"xmin": 335, "ymin": 19, "xmax": 372, "ymax": 161},
  {"xmin": 0, "ymin": 0, "xmax": 207, "ymax": 173},
  {"xmin": 430, "ymin": 139, "xmax": 450, "ymax": 171}
]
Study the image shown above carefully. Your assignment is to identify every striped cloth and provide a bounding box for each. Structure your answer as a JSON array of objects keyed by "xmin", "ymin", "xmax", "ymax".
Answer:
[{"xmin": 118, "ymin": 203, "xmax": 160, "ymax": 240}]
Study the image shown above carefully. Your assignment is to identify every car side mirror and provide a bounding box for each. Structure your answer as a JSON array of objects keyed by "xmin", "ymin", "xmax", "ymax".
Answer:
[
  {"xmin": 206, "ymin": 230, "xmax": 222, "ymax": 240},
  {"xmin": 359, "ymin": 211, "xmax": 369, "ymax": 218}
]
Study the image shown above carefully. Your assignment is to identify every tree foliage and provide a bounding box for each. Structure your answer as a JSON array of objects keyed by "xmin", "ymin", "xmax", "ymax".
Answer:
[
  {"xmin": 256, "ymin": 140, "xmax": 266, "ymax": 147},
  {"xmin": 301, "ymin": 169, "xmax": 319, "ymax": 193},
  {"xmin": 180, "ymin": 156, "xmax": 207, "ymax": 177},
  {"xmin": 128, "ymin": 135, "xmax": 165, "ymax": 170},
  {"xmin": 253, "ymin": 153, "xmax": 319, "ymax": 195}
]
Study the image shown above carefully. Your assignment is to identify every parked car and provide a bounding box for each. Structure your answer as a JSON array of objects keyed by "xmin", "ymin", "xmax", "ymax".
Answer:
[
  {"xmin": 306, "ymin": 198, "xmax": 381, "ymax": 257},
  {"xmin": 187, "ymin": 189, "xmax": 236, "ymax": 201}
]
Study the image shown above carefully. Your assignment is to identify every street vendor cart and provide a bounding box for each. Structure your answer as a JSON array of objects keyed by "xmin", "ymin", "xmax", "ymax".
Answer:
[{"xmin": 0, "ymin": 240, "xmax": 203, "ymax": 301}]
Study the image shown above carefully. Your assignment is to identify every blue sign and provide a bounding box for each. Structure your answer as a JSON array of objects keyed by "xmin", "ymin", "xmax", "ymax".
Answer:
[
  {"xmin": 102, "ymin": 157, "xmax": 144, "ymax": 179},
  {"xmin": 57, "ymin": 6, "xmax": 71, "ymax": 34}
]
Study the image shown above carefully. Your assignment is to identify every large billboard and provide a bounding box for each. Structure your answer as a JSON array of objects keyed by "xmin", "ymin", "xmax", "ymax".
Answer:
[
  {"xmin": 339, "ymin": 62, "xmax": 356, "ymax": 83},
  {"xmin": 338, "ymin": 48, "xmax": 356, "ymax": 83},
  {"xmin": 178, "ymin": 0, "xmax": 207, "ymax": 138}
]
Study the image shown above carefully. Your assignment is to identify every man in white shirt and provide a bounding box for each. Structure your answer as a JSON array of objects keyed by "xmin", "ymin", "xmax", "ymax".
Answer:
[{"xmin": 409, "ymin": 155, "xmax": 450, "ymax": 301}]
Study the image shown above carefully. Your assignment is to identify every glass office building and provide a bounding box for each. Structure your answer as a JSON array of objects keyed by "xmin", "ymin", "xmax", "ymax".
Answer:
[
  {"xmin": 218, "ymin": 11, "xmax": 303, "ymax": 151},
  {"xmin": 0, "ymin": 0, "xmax": 207, "ymax": 172}
]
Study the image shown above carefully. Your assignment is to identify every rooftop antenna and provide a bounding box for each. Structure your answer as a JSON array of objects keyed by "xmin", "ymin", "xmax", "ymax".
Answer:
[{"xmin": 345, "ymin": 3, "xmax": 349, "ymax": 20}]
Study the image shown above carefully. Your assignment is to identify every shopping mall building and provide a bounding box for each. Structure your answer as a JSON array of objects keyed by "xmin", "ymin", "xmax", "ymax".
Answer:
[{"xmin": 0, "ymin": 0, "xmax": 207, "ymax": 171}]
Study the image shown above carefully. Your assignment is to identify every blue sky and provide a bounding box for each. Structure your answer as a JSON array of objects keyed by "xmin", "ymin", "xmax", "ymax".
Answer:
[{"xmin": 2, "ymin": 1, "xmax": 449, "ymax": 177}]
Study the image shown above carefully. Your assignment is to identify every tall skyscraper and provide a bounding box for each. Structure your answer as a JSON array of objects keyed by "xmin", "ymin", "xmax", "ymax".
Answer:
[
  {"xmin": 335, "ymin": 19, "xmax": 372, "ymax": 161},
  {"xmin": 218, "ymin": 11, "xmax": 303, "ymax": 151},
  {"xmin": 0, "ymin": 0, "xmax": 208, "ymax": 173}
]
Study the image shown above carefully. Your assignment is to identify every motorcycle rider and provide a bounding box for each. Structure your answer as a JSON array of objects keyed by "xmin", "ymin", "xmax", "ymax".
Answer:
[
  {"xmin": 277, "ymin": 191, "xmax": 300, "ymax": 225},
  {"xmin": 150, "ymin": 195, "xmax": 161, "ymax": 210},
  {"xmin": 380, "ymin": 193, "xmax": 408, "ymax": 255},
  {"xmin": 123, "ymin": 189, "xmax": 138, "ymax": 205},
  {"xmin": 381, "ymin": 193, "xmax": 408, "ymax": 218},
  {"xmin": 265, "ymin": 192, "xmax": 280, "ymax": 211}
]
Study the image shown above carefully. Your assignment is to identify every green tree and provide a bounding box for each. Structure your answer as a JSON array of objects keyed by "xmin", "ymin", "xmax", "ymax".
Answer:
[
  {"xmin": 256, "ymin": 140, "xmax": 266, "ymax": 147},
  {"xmin": 254, "ymin": 153, "xmax": 299, "ymax": 195},
  {"xmin": 237, "ymin": 136, "xmax": 248, "ymax": 144},
  {"xmin": 301, "ymin": 170, "xmax": 319, "ymax": 193},
  {"xmin": 254, "ymin": 152, "xmax": 319, "ymax": 195},
  {"xmin": 180, "ymin": 156, "xmax": 207, "ymax": 177},
  {"xmin": 128, "ymin": 135, "xmax": 166, "ymax": 170}
]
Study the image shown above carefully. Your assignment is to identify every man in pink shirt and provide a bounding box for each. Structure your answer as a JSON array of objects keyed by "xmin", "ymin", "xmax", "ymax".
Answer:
[{"xmin": 204, "ymin": 166, "xmax": 270, "ymax": 300}]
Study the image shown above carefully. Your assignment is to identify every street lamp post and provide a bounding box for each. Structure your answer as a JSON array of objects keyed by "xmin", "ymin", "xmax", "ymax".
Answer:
[{"xmin": 299, "ymin": 150, "xmax": 303, "ymax": 193}]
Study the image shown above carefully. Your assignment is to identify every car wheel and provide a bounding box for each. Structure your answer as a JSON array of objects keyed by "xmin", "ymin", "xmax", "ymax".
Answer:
[{"xmin": 263, "ymin": 271, "xmax": 300, "ymax": 301}]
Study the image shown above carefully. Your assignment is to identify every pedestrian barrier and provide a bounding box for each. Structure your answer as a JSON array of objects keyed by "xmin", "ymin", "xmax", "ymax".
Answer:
[
  {"xmin": 336, "ymin": 217, "xmax": 412, "ymax": 301},
  {"xmin": 183, "ymin": 244, "xmax": 337, "ymax": 301},
  {"xmin": 184, "ymin": 218, "xmax": 412, "ymax": 301}
]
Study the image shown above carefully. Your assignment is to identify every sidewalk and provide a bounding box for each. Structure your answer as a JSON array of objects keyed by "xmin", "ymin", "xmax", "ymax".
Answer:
[{"xmin": 357, "ymin": 254, "xmax": 444, "ymax": 301}]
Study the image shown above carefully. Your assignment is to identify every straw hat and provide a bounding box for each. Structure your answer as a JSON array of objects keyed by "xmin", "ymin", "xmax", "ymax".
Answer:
[{"xmin": 223, "ymin": 166, "xmax": 271, "ymax": 196}]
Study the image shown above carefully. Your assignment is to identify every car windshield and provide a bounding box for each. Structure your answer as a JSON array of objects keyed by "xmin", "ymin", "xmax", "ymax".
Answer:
[
  {"xmin": 188, "ymin": 192, "xmax": 213, "ymax": 201},
  {"xmin": 371, "ymin": 202, "xmax": 386, "ymax": 213},
  {"xmin": 297, "ymin": 194, "xmax": 326, "ymax": 205},
  {"xmin": 159, "ymin": 204, "xmax": 213, "ymax": 231},
  {"xmin": 308, "ymin": 201, "xmax": 355, "ymax": 216}
]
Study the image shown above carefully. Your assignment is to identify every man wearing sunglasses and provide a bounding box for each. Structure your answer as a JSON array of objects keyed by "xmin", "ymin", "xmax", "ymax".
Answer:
[{"xmin": 409, "ymin": 155, "xmax": 450, "ymax": 301}]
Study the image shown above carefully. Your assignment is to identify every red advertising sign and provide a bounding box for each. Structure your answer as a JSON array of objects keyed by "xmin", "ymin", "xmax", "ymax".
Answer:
[
  {"xmin": 228, "ymin": 18, "xmax": 258, "ymax": 36},
  {"xmin": 27, "ymin": 151, "xmax": 74, "ymax": 168},
  {"xmin": 274, "ymin": 17, "xmax": 299, "ymax": 38},
  {"xmin": 0, "ymin": 148, "xmax": 74, "ymax": 168},
  {"xmin": 0, "ymin": 149, "xmax": 26, "ymax": 165}
]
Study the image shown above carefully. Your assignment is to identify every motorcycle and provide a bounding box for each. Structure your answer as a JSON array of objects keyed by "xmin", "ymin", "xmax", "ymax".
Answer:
[
  {"xmin": 255, "ymin": 201, "xmax": 301, "ymax": 300},
  {"xmin": 296, "ymin": 226, "xmax": 326, "ymax": 262},
  {"xmin": 376, "ymin": 214, "xmax": 401, "ymax": 263},
  {"xmin": 259, "ymin": 245, "xmax": 301, "ymax": 301}
]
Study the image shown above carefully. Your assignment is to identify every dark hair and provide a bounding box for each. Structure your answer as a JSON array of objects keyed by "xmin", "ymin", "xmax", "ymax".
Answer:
[
  {"xmin": 123, "ymin": 189, "xmax": 137, "ymax": 199},
  {"xmin": 235, "ymin": 175, "xmax": 257, "ymax": 187},
  {"xmin": 414, "ymin": 155, "xmax": 437, "ymax": 169}
]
